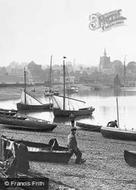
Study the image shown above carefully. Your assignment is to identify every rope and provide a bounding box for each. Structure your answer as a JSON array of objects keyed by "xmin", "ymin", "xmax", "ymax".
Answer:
[
  {"xmin": 52, "ymin": 96, "xmax": 61, "ymax": 109},
  {"xmin": 25, "ymin": 91, "xmax": 43, "ymax": 105}
]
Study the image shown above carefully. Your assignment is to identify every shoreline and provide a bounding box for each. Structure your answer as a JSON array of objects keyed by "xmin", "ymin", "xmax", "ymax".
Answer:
[
  {"xmin": 0, "ymin": 84, "xmax": 91, "ymax": 101},
  {"xmin": 0, "ymin": 123, "xmax": 136, "ymax": 190},
  {"xmin": 0, "ymin": 87, "xmax": 135, "ymax": 189}
]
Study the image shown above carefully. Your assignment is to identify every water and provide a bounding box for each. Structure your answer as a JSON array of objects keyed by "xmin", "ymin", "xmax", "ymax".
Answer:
[{"xmin": 1, "ymin": 88, "xmax": 136, "ymax": 130}]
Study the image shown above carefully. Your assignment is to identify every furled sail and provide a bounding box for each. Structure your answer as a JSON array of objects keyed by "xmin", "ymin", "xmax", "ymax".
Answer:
[
  {"xmin": 20, "ymin": 90, "xmax": 41, "ymax": 105},
  {"xmin": 52, "ymin": 95, "xmax": 86, "ymax": 110}
]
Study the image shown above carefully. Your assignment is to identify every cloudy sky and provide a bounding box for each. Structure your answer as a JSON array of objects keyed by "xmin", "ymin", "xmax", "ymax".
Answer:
[{"xmin": 0, "ymin": 0, "xmax": 135, "ymax": 67}]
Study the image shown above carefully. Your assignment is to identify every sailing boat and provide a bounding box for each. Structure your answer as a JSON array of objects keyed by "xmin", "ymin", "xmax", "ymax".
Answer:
[
  {"xmin": 101, "ymin": 75, "xmax": 136, "ymax": 140},
  {"xmin": 53, "ymin": 57, "xmax": 95, "ymax": 117},
  {"xmin": 17, "ymin": 68, "xmax": 53, "ymax": 111}
]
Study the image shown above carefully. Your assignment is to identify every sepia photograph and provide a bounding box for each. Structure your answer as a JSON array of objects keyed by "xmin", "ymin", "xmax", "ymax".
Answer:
[{"xmin": 0, "ymin": 0, "xmax": 135, "ymax": 189}]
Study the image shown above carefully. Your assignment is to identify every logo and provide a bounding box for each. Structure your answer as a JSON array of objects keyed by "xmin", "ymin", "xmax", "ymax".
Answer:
[
  {"xmin": 89, "ymin": 9, "xmax": 126, "ymax": 31},
  {"xmin": 0, "ymin": 178, "xmax": 49, "ymax": 189}
]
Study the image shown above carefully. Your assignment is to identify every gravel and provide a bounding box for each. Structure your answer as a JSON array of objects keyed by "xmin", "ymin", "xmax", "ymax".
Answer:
[{"xmin": 1, "ymin": 123, "xmax": 136, "ymax": 190}]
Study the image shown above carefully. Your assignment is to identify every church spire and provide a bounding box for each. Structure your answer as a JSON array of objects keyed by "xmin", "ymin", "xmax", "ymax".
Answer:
[{"xmin": 104, "ymin": 49, "xmax": 107, "ymax": 57}]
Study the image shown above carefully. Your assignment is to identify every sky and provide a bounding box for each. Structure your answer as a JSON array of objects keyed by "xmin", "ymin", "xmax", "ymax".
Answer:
[{"xmin": 0, "ymin": 0, "xmax": 135, "ymax": 67}]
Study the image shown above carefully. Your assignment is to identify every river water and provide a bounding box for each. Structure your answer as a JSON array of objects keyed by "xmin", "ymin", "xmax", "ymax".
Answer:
[{"xmin": 1, "ymin": 87, "xmax": 136, "ymax": 130}]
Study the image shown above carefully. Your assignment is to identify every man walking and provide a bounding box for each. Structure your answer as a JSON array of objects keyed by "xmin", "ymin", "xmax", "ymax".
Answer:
[{"xmin": 67, "ymin": 127, "xmax": 86, "ymax": 164}]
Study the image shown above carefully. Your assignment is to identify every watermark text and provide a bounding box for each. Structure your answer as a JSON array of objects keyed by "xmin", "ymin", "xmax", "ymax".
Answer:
[{"xmin": 89, "ymin": 9, "xmax": 126, "ymax": 31}]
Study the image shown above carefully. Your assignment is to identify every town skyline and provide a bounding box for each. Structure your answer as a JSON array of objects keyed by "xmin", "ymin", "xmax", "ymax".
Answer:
[
  {"xmin": 0, "ymin": 0, "xmax": 135, "ymax": 67},
  {"xmin": 3, "ymin": 49, "xmax": 136, "ymax": 69}
]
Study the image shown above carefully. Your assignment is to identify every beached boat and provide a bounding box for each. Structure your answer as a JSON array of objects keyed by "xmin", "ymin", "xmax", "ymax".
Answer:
[
  {"xmin": 0, "ymin": 114, "xmax": 57, "ymax": 132},
  {"xmin": 76, "ymin": 121, "xmax": 102, "ymax": 132},
  {"xmin": 124, "ymin": 150, "xmax": 136, "ymax": 167},
  {"xmin": 1, "ymin": 136, "xmax": 71, "ymax": 164},
  {"xmin": 53, "ymin": 57, "xmax": 95, "ymax": 118},
  {"xmin": 0, "ymin": 108, "xmax": 17, "ymax": 116},
  {"xmin": 17, "ymin": 68, "xmax": 53, "ymax": 111},
  {"xmin": 101, "ymin": 126, "xmax": 136, "ymax": 141},
  {"xmin": 101, "ymin": 75, "xmax": 135, "ymax": 141}
]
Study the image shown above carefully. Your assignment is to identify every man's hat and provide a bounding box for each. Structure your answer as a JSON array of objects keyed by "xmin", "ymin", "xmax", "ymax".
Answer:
[{"xmin": 71, "ymin": 127, "xmax": 77, "ymax": 131}]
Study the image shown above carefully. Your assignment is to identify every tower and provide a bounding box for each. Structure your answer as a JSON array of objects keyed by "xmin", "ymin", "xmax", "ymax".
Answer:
[
  {"xmin": 104, "ymin": 48, "xmax": 107, "ymax": 57},
  {"xmin": 99, "ymin": 49, "xmax": 111, "ymax": 72}
]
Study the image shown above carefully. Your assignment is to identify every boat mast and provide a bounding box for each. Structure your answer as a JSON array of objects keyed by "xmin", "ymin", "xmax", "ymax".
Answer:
[
  {"xmin": 114, "ymin": 74, "xmax": 120, "ymax": 128},
  {"xmin": 123, "ymin": 56, "xmax": 126, "ymax": 87},
  {"xmin": 63, "ymin": 56, "xmax": 66, "ymax": 110},
  {"xmin": 50, "ymin": 55, "xmax": 53, "ymax": 89},
  {"xmin": 116, "ymin": 97, "xmax": 120, "ymax": 128},
  {"xmin": 24, "ymin": 67, "xmax": 27, "ymax": 105}
]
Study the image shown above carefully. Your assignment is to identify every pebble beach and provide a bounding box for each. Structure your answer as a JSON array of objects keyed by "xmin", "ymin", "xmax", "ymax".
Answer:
[
  {"xmin": 0, "ymin": 86, "xmax": 136, "ymax": 189},
  {"xmin": 1, "ymin": 123, "xmax": 136, "ymax": 190}
]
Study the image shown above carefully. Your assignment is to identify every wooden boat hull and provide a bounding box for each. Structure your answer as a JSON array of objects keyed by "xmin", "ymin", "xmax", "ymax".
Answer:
[
  {"xmin": 53, "ymin": 107, "xmax": 95, "ymax": 117},
  {"xmin": 0, "ymin": 115, "xmax": 57, "ymax": 132},
  {"xmin": 76, "ymin": 121, "xmax": 101, "ymax": 132},
  {"xmin": 0, "ymin": 108, "xmax": 17, "ymax": 116},
  {"xmin": 15, "ymin": 140, "xmax": 71, "ymax": 163},
  {"xmin": 17, "ymin": 102, "xmax": 53, "ymax": 111},
  {"xmin": 124, "ymin": 150, "xmax": 136, "ymax": 167},
  {"xmin": 101, "ymin": 127, "xmax": 136, "ymax": 141},
  {"xmin": 2, "ymin": 137, "xmax": 71, "ymax": 164},
  {"xmin": 28, "ymin": 151, "xmax": 71, "ymax": 163}
]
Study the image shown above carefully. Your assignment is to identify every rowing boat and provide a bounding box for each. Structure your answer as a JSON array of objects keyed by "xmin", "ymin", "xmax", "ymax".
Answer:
[
  {"xmin": 1, "ymin": 136, "xmax": 71, "ymax": 164},
  {"xmin": 124, "ymin": 150, "xmax": 136, "ymax": 167},
  {"xmin": 0, "ymin": 114, "xmax": 57, "ymax": 132},
  {"xmin": 0, "ymin": 108, "xmax": 17, "ymax": 116},
  {"xmin": 101, "ymin": 126, "xmax": 136, "ymax": 141},
  {"xmin": 76, "ymin": 121, "xmax": 102, "ymax": 132}
]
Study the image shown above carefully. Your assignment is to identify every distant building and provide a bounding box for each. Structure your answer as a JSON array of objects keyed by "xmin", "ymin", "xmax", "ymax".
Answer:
[
  {"xmin": 59, "ymin": 76, "xmax": 75, "ymax": 84},
  {"xmin": 27, "ymin": 61, "xmax": 45, "ymax": 83},
  {"xmin": 99, "ymin": 49, "xmax": 112, "ymax": 74},
  {"xmin": 6, "ymin": 61, "xmax": 24, "ymax": 77}
]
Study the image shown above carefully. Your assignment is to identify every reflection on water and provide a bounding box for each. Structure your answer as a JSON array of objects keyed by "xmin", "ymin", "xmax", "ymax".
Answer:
[{"xmin": 1, "ymin": 88, "xmax": 136, "ymax": 130}]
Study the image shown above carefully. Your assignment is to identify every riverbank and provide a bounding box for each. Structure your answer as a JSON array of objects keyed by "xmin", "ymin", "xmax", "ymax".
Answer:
[
  {"xmin": 0, "ymin": 84, "xmax": 92, "ymax": 101},
  {"xmin": 0, "ymin": 85, "xmax": 46, "ymax": 101},
  {"xmin": 1, "ymin": 123, "xmax": 136, "ymax": 190}
]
